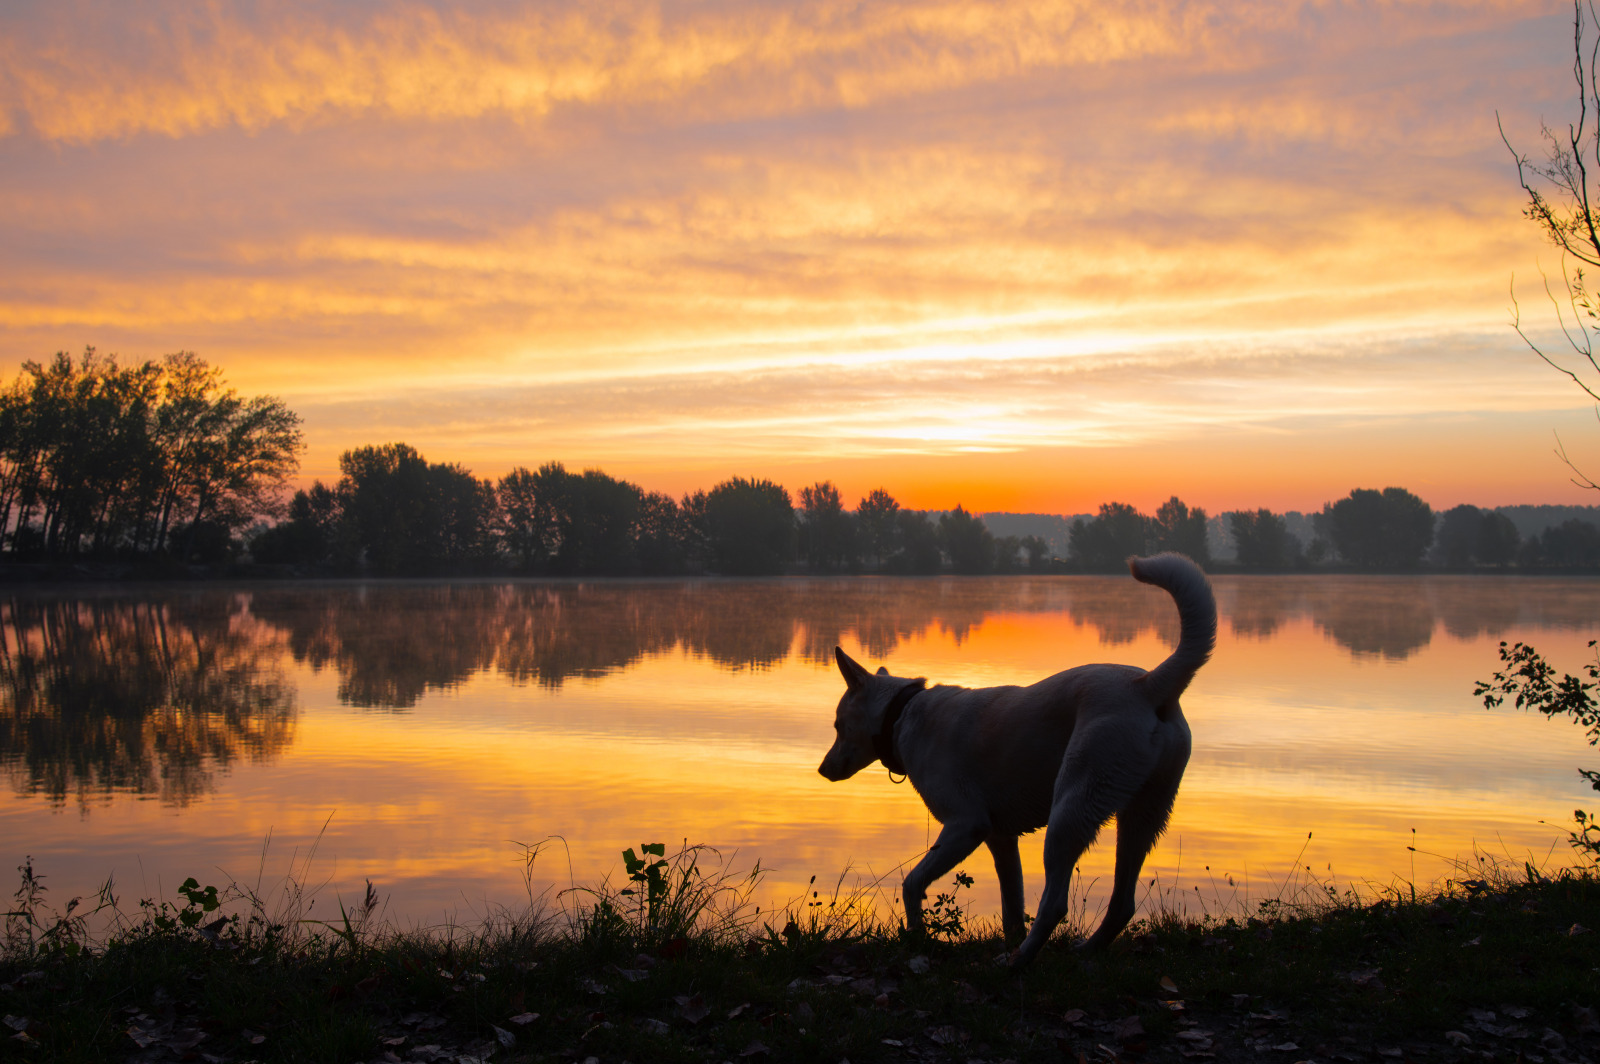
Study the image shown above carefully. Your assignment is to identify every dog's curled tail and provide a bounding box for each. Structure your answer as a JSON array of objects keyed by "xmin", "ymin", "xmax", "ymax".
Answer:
[{"xmin": 1129, "ymin": 552, "xmax": 1217, "ymax": 707}]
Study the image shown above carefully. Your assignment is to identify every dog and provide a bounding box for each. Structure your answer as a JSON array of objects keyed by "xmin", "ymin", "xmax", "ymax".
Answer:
[{"xmin": 817, "ymin": 552, "xmax": 1215, "ymax": 967}]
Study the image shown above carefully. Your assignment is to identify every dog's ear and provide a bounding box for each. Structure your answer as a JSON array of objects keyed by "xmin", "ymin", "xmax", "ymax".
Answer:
[
  {"xmin": 877, "ymin": 666, "xmax": 889, "ymax": 675},
  {"xmin": 834, "ymin": 646, "xmax": 872, "ymax": 690}
]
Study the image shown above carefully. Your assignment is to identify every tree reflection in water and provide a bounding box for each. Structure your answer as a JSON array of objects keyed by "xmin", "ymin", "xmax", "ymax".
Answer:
[
  {"xmin": 250, "ymin": 576, "xmax": 1600, "ymax": 712},
  {"xmin": 0, "ymin": 593, "xmax": 296, "ymax": 808},
  {"xmin": 4, "ymin": 576, "xmax": 1594, "ymax": 802}
]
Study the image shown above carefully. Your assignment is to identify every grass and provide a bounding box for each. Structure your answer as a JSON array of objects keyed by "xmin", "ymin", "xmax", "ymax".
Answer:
[{"xmin": 2, "ymin": 840, "xmax": 1599, "ymax": 1064}]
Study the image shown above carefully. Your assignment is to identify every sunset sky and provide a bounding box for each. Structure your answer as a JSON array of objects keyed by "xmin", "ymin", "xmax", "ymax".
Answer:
[{"xmin": 1, "ymin": 0, "xmax": 1595, "ymax": 514}]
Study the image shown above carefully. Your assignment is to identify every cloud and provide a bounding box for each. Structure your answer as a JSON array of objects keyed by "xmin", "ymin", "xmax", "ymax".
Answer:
[{"xmin": 0, "ymin": 0, "xmax": 1584, "ymax": 508}]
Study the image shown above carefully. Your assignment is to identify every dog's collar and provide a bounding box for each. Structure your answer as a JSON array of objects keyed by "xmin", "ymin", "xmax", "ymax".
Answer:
[{"xmin": 872, "ymin": 679, "xmax": 926, "ymax": 777}]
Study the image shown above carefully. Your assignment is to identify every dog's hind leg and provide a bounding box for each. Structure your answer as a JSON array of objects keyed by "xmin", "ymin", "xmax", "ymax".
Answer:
[
  {"xmin": 986, "ymin": 834, "xmax": 1026, "ymax": 945},
  {"xmin": 902, "ymin": 820, "xmax": 987, "ymax": 934},
  {"xmin": 1009, "ymin": 773, "xmax": 1122, "ymax": 968},
  {"xmin": 1081, "ymin": 773, "xmax": 1182, "ymax": 951}
]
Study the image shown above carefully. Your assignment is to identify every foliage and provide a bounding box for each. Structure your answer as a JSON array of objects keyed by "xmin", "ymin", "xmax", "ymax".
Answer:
[
  {"xmin": 798, "ymin": 481, "xmax": 855, "ymax": 572},
  {"xmin": 1319, "ymin": 487, "xmax": 1434, "ymax": 569},
  {"xmin": 1069, "ymin": 501, "xmax": 1152, "ymax": 571},
  {"xmin": 1152, "ymin": 496, "xmax": 1211, "ymax": 567},
  {"xmin": 855, "ymin": 488, "xmax": 901, "ymax": 569},
  {"xmin": 704, "ymin": 477, "xmax": 795, "ymax": 575},
  {"xmin": 1228, "ymin": 508, "xmax": 1297, "ymax": 570},
  {"xmin": 0, "ymin": 349, "xmax": 302, "ymax": 560},
  {"xmin": 1476, "ymin": 639, "xmax": 1600, "ymax": 860},
  {"xmin": 335, "ymin": 443, "xmax": 497, "ymax": 575},
  {"xmin": 938, "ymin": 505, "xmax": 993, "ymax": 573},
  {"xmin": 920, "ymin": 870, "xmax": 974, "ymax": 941},
  {"xmin": 887, "ymin": 510, "xmax": 943, "ymax": 573}
]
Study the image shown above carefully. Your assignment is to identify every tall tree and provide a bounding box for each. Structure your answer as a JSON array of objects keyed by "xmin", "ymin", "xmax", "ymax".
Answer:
[
  {"xmin": 1069, "ymin": 502, "xmax": 1150, "ymax": 572},
  {"xmin": 1434, "ymin": 504, "xmax": 1484, "ymax": 568},
  {"xmin": 1320, "ymin": 487, "xmax": 1434, "ymax": 569},
  {"xmin": 1227, "ymin": 509, "xmax": 1295, "ymax": 570},
  {"xmin": 939, "ymin": 506, "xmax": 994, "ymax": 573},
  {"xmin": 798, "ymin": 481, "xmax": 854, "ymax": 572},
  {"xmin": 704, "ymin": 477, "xmax": 794, "ymax": 575},
  {"xmin": 855, "ymin": 488, "xmax": 901, "ymax": 570},
  {"xmin": 1151, "ymin": 496, "xmax": 1211, "ymax": 567}
]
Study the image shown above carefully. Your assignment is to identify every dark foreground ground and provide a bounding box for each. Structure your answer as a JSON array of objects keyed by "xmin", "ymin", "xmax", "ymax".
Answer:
[{"xmin": 2, "ymin": 864, "xmax": 1597, "ymax": 1064}]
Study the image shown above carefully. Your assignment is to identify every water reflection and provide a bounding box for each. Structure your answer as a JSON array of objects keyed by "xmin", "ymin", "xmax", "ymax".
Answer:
[
  {"xmin": 251, "ymin": 576, "xmax": 1600, "ymax": 711},
  {"xmin": 0, "ymin": 593, "xmax": 296, "ymax": 808},
  {"xmin": 2, "ymin": 576, "xmax": 1595, "ymax": 807}
]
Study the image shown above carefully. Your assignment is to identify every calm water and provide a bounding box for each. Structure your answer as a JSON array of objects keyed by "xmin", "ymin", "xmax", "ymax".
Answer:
[{"xmin": 3, "ymin": 575, "xmax": 1598, "ymax": 931}]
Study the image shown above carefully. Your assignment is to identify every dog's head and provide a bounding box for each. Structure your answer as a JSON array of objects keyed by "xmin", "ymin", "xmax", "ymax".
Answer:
[{"xmin": 818, "ymin": 646, "xmax": 924, "ymax": 781}]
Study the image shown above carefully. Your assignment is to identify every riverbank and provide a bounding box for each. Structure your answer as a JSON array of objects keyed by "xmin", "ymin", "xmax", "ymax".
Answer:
[{"xmin": 4, "ymin": 851, "xmax": 1597, "ymax": 1064}]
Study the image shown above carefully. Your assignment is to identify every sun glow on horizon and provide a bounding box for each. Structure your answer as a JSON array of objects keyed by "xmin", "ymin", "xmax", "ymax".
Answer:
[{"xmin": 0, "ymin": 0, "xmax": 1592, "ymax": 510}]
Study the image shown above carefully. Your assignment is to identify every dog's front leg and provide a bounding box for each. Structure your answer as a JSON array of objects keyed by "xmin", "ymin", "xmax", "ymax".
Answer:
[
  {"xmin": 902, "ymin": 821, "xmax": 987, "ymax": 934},
  {"xmin": 986, "ymin": 834, "xmax": 1026, "ymax": 945}
]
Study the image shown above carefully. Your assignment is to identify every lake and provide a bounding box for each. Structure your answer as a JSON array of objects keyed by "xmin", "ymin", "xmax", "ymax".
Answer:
[{"xmin": 2, "ymin": 575, "xmax": 1597, "ymax": 934}]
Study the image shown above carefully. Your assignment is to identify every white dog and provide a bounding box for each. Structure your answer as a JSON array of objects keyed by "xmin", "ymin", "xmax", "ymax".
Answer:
[{"xmin": 817, "ymin": 553, "xmax": 1215, "ymax": 968}]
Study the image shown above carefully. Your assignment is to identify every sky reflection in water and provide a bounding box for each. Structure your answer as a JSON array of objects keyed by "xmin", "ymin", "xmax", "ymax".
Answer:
[{"xmin": 1, "ymin": 576, "xmax": 1597, "ymax": 932}]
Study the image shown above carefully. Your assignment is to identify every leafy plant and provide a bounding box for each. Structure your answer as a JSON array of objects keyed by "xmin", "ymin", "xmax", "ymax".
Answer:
[
  {"xmin": 1477, "ymin": 639, "xmax": 1600, "ymax": 859},
  {"xmin": 620, "ymin": 842, "xmax": 669, "ymax": 929},
  {"xmin": 922, "ymin": 870, "xmax": 975, "ymax": 941}
]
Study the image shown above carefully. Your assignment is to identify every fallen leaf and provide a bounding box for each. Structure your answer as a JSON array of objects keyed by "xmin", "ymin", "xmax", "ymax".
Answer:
[
  {"xmin": 739, "ymin": 1040, "xmax": 771, "ymax": 1057},
  {"xmin": 493, "ymin": 1024, "xmax": 516, "ymax": 1047},
  {"xmin": 1159, "ymin": 976, "xmax": 1180, "ymax": 994},
  {"xmin": 614, "ymin": 968, "xmax": 649, "ymax": 982},
  {"xmin": 927, "ymin": 1025, "xmax": 965, "ymax": 1045},
  {"xmin": 1272, "ymin": 1043, "xmax": 1299, "ymax": 1052},
  {"xmin": 1462, "ymin": 935, "xmax": 1481, "ymax": 947},
  {"xmin": 727, "ymin": 1003, "xmax": 751, "ymax": 1020},
  {"xmin": 2, "ymin": 1017, "xmax": 27, "ymax": 1033},
  {"xmin": 1062, "ymin": 1008, "xmax": 1087, "ymax": 1025},
  {"xmin": 507, "ymin": 1012, "xmax": 538, "ymax": 1025},
  {"xmin": 907, "ymin": 955, "xmax": 930, "ymax": 974},
  {"xmin": 1114, "ymin": 1016, "xmax": 1145, "ymax": 1043},
  {"xmin": 675, "ymin": 994, "xmax": 711, "ymax": 1026},
  {"xmin": 637, "ymin": 1018, "xmax": 670, "ymax": 1035},
  {"xmin": 1445, "ymin": 1031, "xmax": 1471, "ymax": 1047},
  {"xmin": 381, "ymin": 1035, "xmax": 405, "ymax": 1046},
  {"xmin": 1569, "ymin": 923, "xmax": 1590, "ymax": 937},
  {"xmin": 881, "ymin": 1038, "xmax": 905, "ymax": 1047}
]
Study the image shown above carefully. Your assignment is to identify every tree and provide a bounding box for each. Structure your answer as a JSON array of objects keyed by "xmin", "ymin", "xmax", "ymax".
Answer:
[
  {"xmin": 798, "ymin": 481, "xmax": 855, "ymax": 572},
  {"xmin": 1227, "ymin": 509, "xmax": 1295, "ymax": 570},
  {"xmin": 1069, "ymin": 502, "xmax": 1149, "ymax": 572},
  {"xmin": 1543, "ymin": 517, "xmax": 1600, "ymax": 567},
  {"xmin": 703, "ymin": 477, "xmax": 794, "ymax": 575},
  {"xmin": 888, "ymin": 510, "xmax": 943, "ymax": 574},
  {"xmin": 939, "ymin": 506, "xmax": 994, "ymax": 573},
  {"xmin": 1151, "ymin": 496, "xmax": 1211, "ymax": 567},
  {"xmin": 1434, "ymin": 504, "xmax": 1484, "ymax": 568},
  {"xmin": 1503, "ymin": 2, "xmax": 1600, "ymax": 488},
  {"xmin": 1320, "ymin": 487, "xmax": 1434, "ymax": 569},
  {"xmin": 336, "ymin": 443, "xmax": 495, "ymax": 574},
  {"xmin": 1479, "ymin": 510, "xmax": 1521, "ymax": 566},
  {"xmin": 1020, "ymin": 534, "xmax": 1051, "ymax": 571},
  {"xmin": 856, "ymin": 488, "xmax": 901, "ymax": 570}
]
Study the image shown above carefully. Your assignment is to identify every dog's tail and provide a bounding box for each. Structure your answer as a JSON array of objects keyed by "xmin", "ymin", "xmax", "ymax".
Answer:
[{"xmin": 1129, "ymin": 553, "xmax": 1217, "ymax": 708}]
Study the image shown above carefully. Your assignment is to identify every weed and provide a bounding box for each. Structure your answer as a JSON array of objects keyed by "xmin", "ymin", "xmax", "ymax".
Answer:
[
  {"xmin": 922, "ymin": 870, "xmax": 974, "ymax": 940},
  {"xmin": 1477, "ymin": 639, "xmax": 1600, "ymax": 862}
]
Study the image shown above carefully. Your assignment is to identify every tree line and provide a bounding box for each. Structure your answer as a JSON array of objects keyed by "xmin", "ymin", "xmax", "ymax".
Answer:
[
  {"xmin": 4, "ymin": 352, "xmax": 1598, "ymax": 574},
  {"xmin": 0, "ymin": 349, "xmax": 301, "ymax": 562}
]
